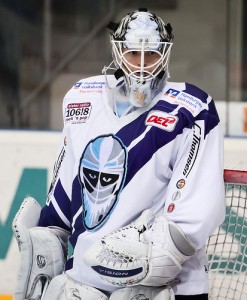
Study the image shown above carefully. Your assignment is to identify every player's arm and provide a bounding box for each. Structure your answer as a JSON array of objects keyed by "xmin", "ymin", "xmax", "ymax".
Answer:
[
  {"xmin": 164, "ymin": 114, "xmax": 225, "ymax": 249},
  {"xmin": 38, "ymin": 95, "xmax": 74, "ymax": 230}
]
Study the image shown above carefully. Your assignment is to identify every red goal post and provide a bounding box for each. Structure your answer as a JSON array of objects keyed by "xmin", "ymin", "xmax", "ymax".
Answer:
[
  {"xmin": 207, "ymin": 169, "xmax": 247, "ymax": 300},
  {"xmin": 224, "ymin": 169, "xmax": 247, "ymax": 185}
]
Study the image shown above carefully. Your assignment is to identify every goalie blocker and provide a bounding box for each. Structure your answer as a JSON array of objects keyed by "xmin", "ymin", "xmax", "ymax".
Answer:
[
  {"xmin": 84, "ymin": 209, "xmax": 196, "ymax": 287},
  {"xmin": 12, "ymin": 197, "xmax": 69, "ymax": 300}
]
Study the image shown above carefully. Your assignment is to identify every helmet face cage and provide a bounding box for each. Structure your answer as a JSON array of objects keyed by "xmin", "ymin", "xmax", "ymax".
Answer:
[
  {"xmin": 111, "ymin": 38, "xmax": 173, "ymax": 86},
  {"xmin": 109, "ymin": 10, "xmax": 173, "ymax": 87}
]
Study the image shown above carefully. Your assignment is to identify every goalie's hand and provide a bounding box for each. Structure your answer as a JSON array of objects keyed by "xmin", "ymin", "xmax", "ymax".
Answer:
[
  {"xmin": 83, "ymin": 209, "xmax": 196, "ymax": 287},
  {"xmin": 84, "ymin": 210, "xmax": 152, "ymax": 286}
]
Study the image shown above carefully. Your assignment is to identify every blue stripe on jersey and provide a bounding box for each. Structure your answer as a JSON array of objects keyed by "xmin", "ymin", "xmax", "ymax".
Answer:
[
  {"xmin": 197, "ymin": 99, "xmax": 220, "ymax": 137},
  {"xmin": 65, "ymin": 257, "xmax": 73, "ymax": 270},
  {"xmin": 121, "ymin": 123, "xmax": 184, "ymax": 187},
  {"xmin": 38, "ymin": 179, "xmax": 71, "ymax": 229},
  {"xmin": 53, "ymin": 179, "xmax": 71, "ymax": 222},
  {"xmin": 116, "ymin": 113, "xmax": 149, "ymax": 147},
  {"xmin": 64, "ymin": 176, "xmax": 86, "ymax": 271},
  {"xmin": 184, "ymin": 83, "xmax": 208, "ymax": 103},
  {"xmin": 181, "ymin": 84, "xmax": 220, "ymax": 136},
  {"xmin": 72, "ymin": 175, "xmax": 85, "ymax": 215},
  {"xmin": 70, "ymin": 176, "xmax": 86, "ymax": 242},
  {"xmin": 155, "ymin": 100, "xmax": 195, "ymax": 127},
  {"xmin": 116, "ymin": 101, "xmax": 179, "ymax": 147},
  {"xmin": 64, "ymin": 213, "xmax": 84, "ymax": 271},
  {"xmin": 38, "ymin": 200, "xmax": 70, "ymax": 231},
  {"xmin": 155, "ymin": 100, "xmax": 179, "ymax": 112}
]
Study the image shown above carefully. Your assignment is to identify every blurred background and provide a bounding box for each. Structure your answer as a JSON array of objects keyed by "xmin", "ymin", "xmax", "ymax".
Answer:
[
  {"xmin": 1, "ymin": 0, "xmax": 247, "ymax": 298},
  {"xmin": 0, "ymin": 0, "xmax": 245, "ymax": 135}
]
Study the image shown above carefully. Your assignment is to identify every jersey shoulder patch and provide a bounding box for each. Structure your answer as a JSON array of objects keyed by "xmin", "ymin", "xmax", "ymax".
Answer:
[
  {"xmin": 71, "ymin": 75, "xmax": 107, "ymax": 93},
  {"xmin": 162, "ymin": 82, "xmax": 209, "ymax": 117},
  {"xmin": 145, "ymin": 110, "xmax": 178, "ymax": 131},
  {"xmin": 62, "ymin": 75, "xmax": 106, "ymax": 125}
]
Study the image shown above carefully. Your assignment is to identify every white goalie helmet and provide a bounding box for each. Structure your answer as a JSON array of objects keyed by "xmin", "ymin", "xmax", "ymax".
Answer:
[{"xmin": 106, "ymin": 8, "xmax": 174, "ymax": 107}]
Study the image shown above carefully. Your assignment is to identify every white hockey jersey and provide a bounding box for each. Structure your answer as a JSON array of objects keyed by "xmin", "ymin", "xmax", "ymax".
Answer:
[{"xmin": 38, "ymin": 75, "xmax": 226, "ymax": 295}]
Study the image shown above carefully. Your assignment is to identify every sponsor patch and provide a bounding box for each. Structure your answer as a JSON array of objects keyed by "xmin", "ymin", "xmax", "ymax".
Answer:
[
  {"xmin": 176, "ymin": 179, "xmax": 185, "ymax": 189},
  {"xmin": 36, "ymin": 255, "xmax": 46, "ymax": 268},
  {"xmin": 174, "ymin": 92, "xmax": 203, "ymax": 116},
  {"xmin": 167, "ymin": 203, "xmax": 175, "ymax": 213},
  {"xmin": 65, "ymin": 102, "xmax": 92, "ymax": 124},
  {"xmin": 182, "ymin": 124, "xmax": 201, "ymax": 177},
  {"xmin": 165, "ymin": 88, "xmax": 180, "ymax": 98},
  {"xmin": 73, "ymin": 81, "xmax": 105, "ymax": 90},
  {"xmin": 73, "ymin": 81, "xmax": 82, "ymax": 89},
  {"xmin": 172, "ymin": 190, "xmax": 181, "ymax": 201},
  {"xmin": 73, "ymin": 81, "xmax": 104, "ymax": 93},
  {"xmin": 145, "ymin": 111, "xmax": 178, "ymax": 131}
]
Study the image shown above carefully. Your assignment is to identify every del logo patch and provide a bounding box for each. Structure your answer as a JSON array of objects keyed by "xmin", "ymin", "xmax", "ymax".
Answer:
[{"xmin": 145, "ymin": 111, "xmax": 178, "ymax": 131}]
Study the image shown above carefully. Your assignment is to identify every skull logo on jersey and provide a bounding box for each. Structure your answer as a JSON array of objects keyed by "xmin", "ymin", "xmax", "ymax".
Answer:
[{"xmin": 79, "ymin": 135, "xmax": 127, "ymax": 231}]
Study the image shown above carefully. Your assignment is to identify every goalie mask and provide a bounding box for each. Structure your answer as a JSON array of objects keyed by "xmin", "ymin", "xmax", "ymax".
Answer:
[
  {"xmin": 106, "ymin": 8, "xmax": 173, "ymax": 107},
  {"xmin": 79, "ymin": 135, "xmax": 127, "ymax": 231}
]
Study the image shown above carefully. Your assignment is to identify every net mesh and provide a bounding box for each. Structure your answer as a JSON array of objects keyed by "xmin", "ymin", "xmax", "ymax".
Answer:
[{"xmin": 207, "ymin": 170, "xmax": 247, "ymax": 300}]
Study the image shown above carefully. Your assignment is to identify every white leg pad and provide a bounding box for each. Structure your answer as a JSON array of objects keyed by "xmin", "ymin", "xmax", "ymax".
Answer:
[
  {"xmin": 109, "ymin": 286, "xmax": 175, "ymax": 300},
  {"xmin": 42, "ymin": 273, "xmax": 109, "ymax": 300},
  {"xmin": 12, "ymin": 197, "xmax": 69, "ymax": 300}
]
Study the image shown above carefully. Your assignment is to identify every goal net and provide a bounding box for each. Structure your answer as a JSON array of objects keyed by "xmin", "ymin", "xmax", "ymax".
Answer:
[{"xmin": 207, "ymin": 169, "xmax": 247, "ymax": 300}]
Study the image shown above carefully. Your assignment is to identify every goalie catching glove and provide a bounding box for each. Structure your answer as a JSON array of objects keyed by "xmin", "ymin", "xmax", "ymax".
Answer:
[
  {"xmin": 83, "ymin": 209, "xmax": 196, "ymax": 287},
  {"xmin": 12, "ymin": 197, "xmax": 69, "ymax": 300}
]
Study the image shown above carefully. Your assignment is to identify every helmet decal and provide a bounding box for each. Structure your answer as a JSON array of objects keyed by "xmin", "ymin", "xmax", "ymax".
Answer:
[
  {"xmin": 108, "ymin": 9, "xmax": 173, "ymax": 43},
  {"xmin": 78, "ymin": 135, "xmax": 127, "ymax": 231}
]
